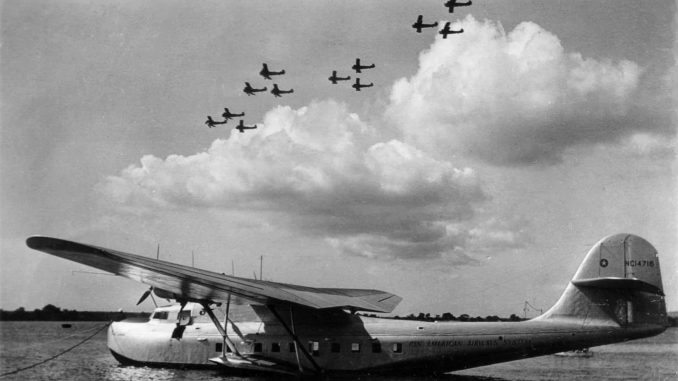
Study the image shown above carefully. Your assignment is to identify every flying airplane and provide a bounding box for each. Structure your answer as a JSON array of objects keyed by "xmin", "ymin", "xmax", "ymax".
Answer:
[
  {"xmin": 243, "ymin": 82, "xmax": 267, "ymax": 96},
  {"xmin": 235, "ymin": 119, "xmax": 257, "ymax": 133},
  {"xmin": 439, "ymin": 21, "xmax": 464, "ymax": 39},
  {"xmin": 328, "ymin": 70, "xmax": 351, "ymax": 84},
  {"xmin": 444, "ymin": 0, "xmax": 472, "ymax": 13},
  {"xmin": 259, "ymin": 63, "xmax": 286, "ymax": 80},
  {"xmin": 352, "ymin": 58, "xmax": 375, "ymax": 74},
  {"xmin": 352, "ymin": 77, "xmax": 373, "ymax": 91},
  {"xmin": 204, "ymin": 116, "xmax": 227, "ymax": 128},
  {"xmin": 26, "ymin": 233, "xmax": 668, "ymax": 376},
  {"xmin": 270, "ymin": 84, "xmax": 294, "ymax": 98},
  {"xmin": 412, "ymin": 15, "xmax": 439, "ymax": 33},
  {"xmin": 221, "ymin": 108, "xmax": 245, "ymax": 121}
]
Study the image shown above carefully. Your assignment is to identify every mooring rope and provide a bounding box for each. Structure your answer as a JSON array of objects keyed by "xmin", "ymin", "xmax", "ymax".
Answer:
[{"xmin": 0, "ymin": 321, "xmax": 111, "ymax": 378}]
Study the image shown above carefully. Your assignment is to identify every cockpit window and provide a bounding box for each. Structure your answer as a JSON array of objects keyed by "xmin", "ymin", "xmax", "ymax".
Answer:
[{"xmin": 152, "ymin": 311, "xmax": 169, "ymax": 320}]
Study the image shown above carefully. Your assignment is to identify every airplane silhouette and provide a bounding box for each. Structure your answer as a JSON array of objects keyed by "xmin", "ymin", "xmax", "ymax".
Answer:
[
  {"xmin": 439, "ymin": 22, "xmax": 464, "ymax": 39},
  {"xmin": 243, "ymin": 82, "xmax": 267, "ymax": 96},
  {"xmin": 27, "ymin": 233, "xmax": 669, "ymax": 376},
  {"xmin": 235, "ymin": 119, "xmax": 257, "ymax": 133},
  {"xmin": 259, "ymin": 63, "xmax": 286, "ymax": 80},
  {"xmin": 412, "ymin": 15, "xmax": 439, "ymax": 33},
  {"xmin": 352, "ymin": 58, "xmax": 375, "ymax": 74},
  {"xmin": 205, "ymin": 116, "xmax": 227, "ymax": 128},
  {"xmin": 352, "ymin": 78, "xmax": 373, "ymax": 91},
  {"xmin": 328, "ymin": 70, "xmax": 351, "ymax": 84},
  {"xmin": 271, "ymin": 84, "xmax": 294, "ymax": 98},
  {"xmin": 221, "ymin": 108, "xmax": 245, "ymax": 121},
  {"xmin": 444, "ymin": 0, "xmax": 472, "ymax": 13}
]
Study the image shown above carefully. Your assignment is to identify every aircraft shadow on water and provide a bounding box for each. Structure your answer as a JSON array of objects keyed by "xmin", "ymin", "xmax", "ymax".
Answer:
[{"xmin": 26, "ymin": 233, "xmax": 668, "ymax": 376}]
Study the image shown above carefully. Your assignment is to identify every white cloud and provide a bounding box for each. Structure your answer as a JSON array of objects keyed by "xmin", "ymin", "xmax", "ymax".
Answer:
[
  {"xmin": 100, "ymin": 100, "xmax": 490, "ymax": 260},
  {"xmin": 386, "ymin": 15, "xmax": 650, "ymax": 165}
]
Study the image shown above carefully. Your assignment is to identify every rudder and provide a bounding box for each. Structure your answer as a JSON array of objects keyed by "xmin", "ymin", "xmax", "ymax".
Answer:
[{"xmin": 539, "ymin": 234, "xmax": 667, "ymax": 328}]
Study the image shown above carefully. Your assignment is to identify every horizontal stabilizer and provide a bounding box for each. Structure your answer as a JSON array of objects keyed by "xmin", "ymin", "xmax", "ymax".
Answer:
[{"xmin": 572, "ymin": 277, "xmax": 664, "ymax": 296}]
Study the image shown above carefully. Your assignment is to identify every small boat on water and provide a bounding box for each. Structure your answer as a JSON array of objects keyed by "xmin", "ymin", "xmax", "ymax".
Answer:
[{"xmin": 554, "ymin": 348, "xmax": 592, "ymax": 357}]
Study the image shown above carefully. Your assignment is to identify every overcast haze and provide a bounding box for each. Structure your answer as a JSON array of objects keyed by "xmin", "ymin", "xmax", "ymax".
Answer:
[{"xmin": 1, "ymin": 0, "xmax": 676, "ymax": 317}]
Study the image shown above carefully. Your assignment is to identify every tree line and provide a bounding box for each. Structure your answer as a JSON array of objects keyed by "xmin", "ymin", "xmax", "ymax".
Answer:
[{"xmin": 0, "ymin": 304, "xmax": 149, "ymax": 321}]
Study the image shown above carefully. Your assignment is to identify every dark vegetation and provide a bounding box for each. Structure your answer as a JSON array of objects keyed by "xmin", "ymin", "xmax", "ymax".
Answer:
[
  {"xmin": 361, "ymin": 312, "xmax": 529, "ymax": 322},
  {"xmin": 364, "ymin": 312, "xmax": 678, "ymax": 326},
  {"xmin": 0, "ymin": 304, "xmax": 149, "ymax": 321}
]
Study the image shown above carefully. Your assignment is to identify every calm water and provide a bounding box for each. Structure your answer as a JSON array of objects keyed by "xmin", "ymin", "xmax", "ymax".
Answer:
[{"xmin": 0, "ymin": 322, "xmax": 676, "ymax": 380}]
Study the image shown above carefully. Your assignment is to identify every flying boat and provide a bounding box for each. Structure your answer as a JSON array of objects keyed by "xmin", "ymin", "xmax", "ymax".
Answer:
[{"xmin": 26, "ymin": 233, "xmax": 668, "ymax": 376}]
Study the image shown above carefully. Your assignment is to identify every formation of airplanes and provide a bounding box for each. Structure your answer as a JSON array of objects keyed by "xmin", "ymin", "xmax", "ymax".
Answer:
[
  {"xmin": 203, "ymin": 63, "xmax": 293, "ymax": 133},
  {"xmin": 329, "ymin": 58, "xmax": 375, "ymax": 91},
  {"xmin": 26, "ymin": 233, "xmax": 669, "ymax": 376},
  {"xmin": 412, "ymin": 1, "xmax": 470, "ymax": 37}
]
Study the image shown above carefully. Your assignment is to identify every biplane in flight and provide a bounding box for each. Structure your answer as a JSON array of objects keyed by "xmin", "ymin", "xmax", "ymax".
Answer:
[
  {"xmin": 235, "ymin": 119, "xmax": 257, "ymax": 133},
  {"xmin": 351, "ymin": 58, "xmax": 375, "ymax": 74},
  {"xmin": 259, "ymin": 63, "xmax": 286, "ymax": 80},
  {"xmin": 444, "ymin": 0, "xmax": 472, "ymax": 13},
  {"xmin": 412, "ymin": 15, "xmax": 439, "ymax": 33},
  {"xmin": 271, "ymin": 84, "xmax": 294, "ymax": 97},
  {"xmin": 204, "ymin": 116, "xmax": 227, "ymax": 128},
  {"xmin": 352, "ymin": 78, "xmax": 373, "ymax": 91},
  {"xmin": 221, "ymin": 108, "xmax": 245, "ymax": 121},
  {"xmin": 439, "ymin": 21, "xmax": 464, "ymax": 39},
  {"xmin": 243, "ymin": 82, "xmax": 267, "ymax": 96},
  {"xmin": 328, "ymin": 70, "xmax": 351, "ymax": 84},
  {"xmin": 26, "ymin": 233, "xmax": 667, "ymax": 376}
]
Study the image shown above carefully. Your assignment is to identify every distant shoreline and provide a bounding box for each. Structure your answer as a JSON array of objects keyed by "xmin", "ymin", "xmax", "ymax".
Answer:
[{"xmin": 0, "ymin": 304, "xmax": 149, "ymax": 322}]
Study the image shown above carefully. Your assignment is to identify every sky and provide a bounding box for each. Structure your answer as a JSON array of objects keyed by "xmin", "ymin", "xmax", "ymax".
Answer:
[{"xmin": 1, "ymin": 0, "xmax": 676, "ymax": 317}]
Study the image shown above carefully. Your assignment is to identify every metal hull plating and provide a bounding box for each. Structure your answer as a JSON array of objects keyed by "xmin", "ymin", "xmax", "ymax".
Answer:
[{"xmin": 108, "ymin": 306, "xmax": 666, "ymax": 374}]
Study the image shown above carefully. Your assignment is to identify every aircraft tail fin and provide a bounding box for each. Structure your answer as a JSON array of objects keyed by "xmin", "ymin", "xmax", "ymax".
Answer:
[{"xmin": 538, "ymin": 234, "xmax": 667, "ymax": 328}]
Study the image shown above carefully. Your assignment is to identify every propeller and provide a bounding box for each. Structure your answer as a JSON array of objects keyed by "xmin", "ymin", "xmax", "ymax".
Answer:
[{"xmin": 137, "ymin": 286, "xmax": 158, "ymax": 307}]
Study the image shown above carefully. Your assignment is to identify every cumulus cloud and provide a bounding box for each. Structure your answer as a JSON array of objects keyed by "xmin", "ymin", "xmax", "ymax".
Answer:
[
  {"xmin": 386, "ymin": 15, "xmax": 654, "ymax": 165},
  {"xmin": 101, "ymin": 100, "xmax": 491, "ymax": 261}
]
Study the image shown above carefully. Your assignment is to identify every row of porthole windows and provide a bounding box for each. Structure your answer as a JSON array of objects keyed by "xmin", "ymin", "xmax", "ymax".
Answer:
[{"xmin": 215, "ymin": 341, "xmax": 404, "ymax": 355}]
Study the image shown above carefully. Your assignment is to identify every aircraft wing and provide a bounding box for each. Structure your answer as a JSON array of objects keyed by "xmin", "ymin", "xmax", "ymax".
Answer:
[{"xmin": 26, "ymin": 236, "xmax": 401, "ymax": 313}]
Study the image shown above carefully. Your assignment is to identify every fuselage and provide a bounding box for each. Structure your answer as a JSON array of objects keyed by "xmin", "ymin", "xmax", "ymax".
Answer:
[{"xmin": 108, "ymin": 303, "xmax": 665, "ymax": 374}]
